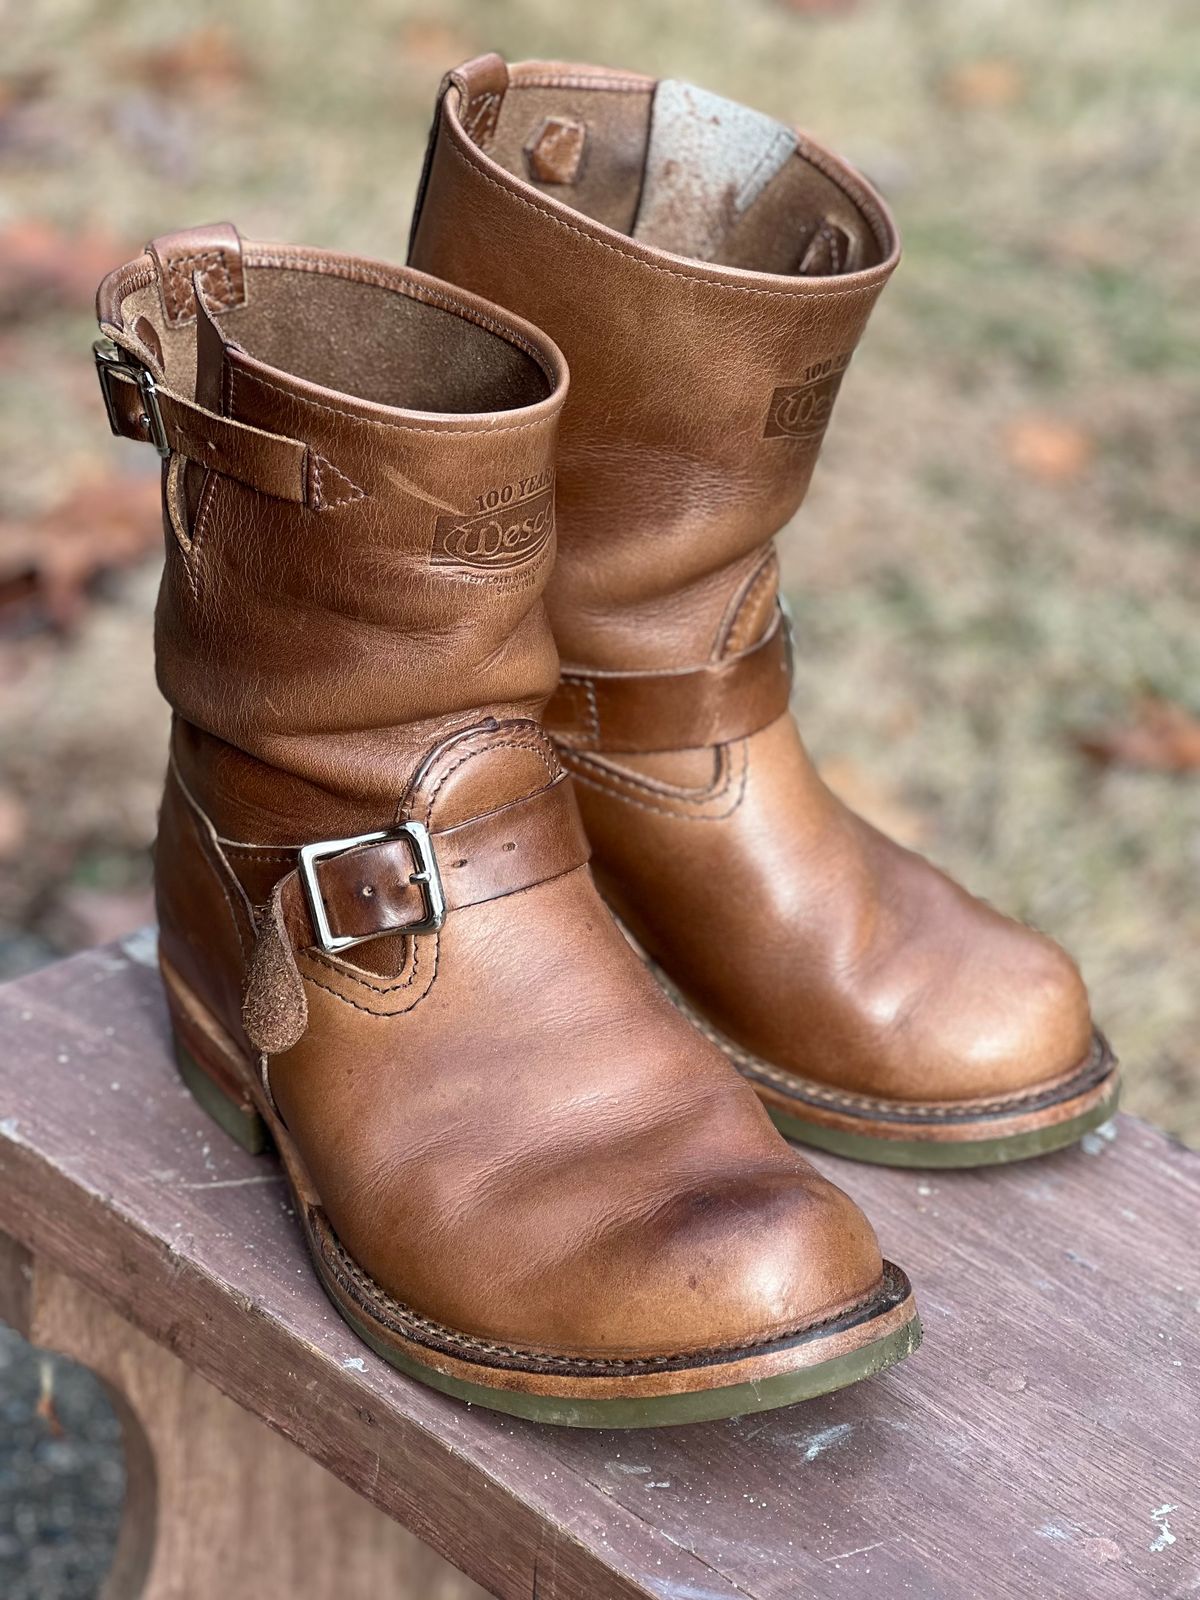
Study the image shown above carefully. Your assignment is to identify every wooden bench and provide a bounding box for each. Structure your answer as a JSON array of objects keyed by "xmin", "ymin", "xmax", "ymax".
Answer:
[{"xmin": 1, "ymin": 934, "xmax": 1196, "ymax": 1600}]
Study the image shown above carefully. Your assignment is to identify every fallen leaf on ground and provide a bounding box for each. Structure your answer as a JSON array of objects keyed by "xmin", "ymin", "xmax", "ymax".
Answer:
[
  {"xmin": 1077, "ymin": 698, "xmax": 1200, "ymax": 773},
  {"xmin": 0, "ymin": 218, "xmax": 126, "ymax": 321},
  {"xmin": 397, "ymin": 19, "xmax": 479, "ymax": 66},
  {"xmin": 942, "ymin": 59, "xmax": 1026, "ymax": 109},
  {"xmin": 0, "ymin": 472, "xmax": 162, "ymax": 631},
  {"xmin": 124, "ymin": 25, "xmax": 251, "ymax": 94},
  {"xmin": 1004, "ymin": 415, "xmax": 1094, "ymax": 483}
]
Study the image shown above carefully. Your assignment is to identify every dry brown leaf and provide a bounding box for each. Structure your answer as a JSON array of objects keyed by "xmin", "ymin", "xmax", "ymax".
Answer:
[
  {"xmin": 397, "ymin": 19, "xmax": 479, "ymax": 67},
  {"xmin": 1004, "ymin": 415, "xmax": 1094, "ymax": 483},
  {"xmin": 942, "ymin": 59, "xmax": 1026, "ymax": 110},
  {"xmin": 125, "ymin": 25, "xmax": 251, "ymax": 94},
  {"xmin": 1078, "ymin": 698, "xmax": 1200, "ymax": 774},
  {"xmin": 0, "ymin": 218, "xmax": 127, "ymax": 321},
  {"xmin": 0, "ymin": 472, "xmax": 162, "ymax": 631}
]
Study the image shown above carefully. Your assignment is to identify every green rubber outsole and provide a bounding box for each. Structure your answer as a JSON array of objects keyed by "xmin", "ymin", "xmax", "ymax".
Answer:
[
  {"xmin": 769, "ymin": 1080, "xmax": 1121, "ymax": 1169},
  {"xmin": 328, "ymin": 1295, "xmax": 923, "ymax": 1429},
  {"xmin": 175, "ymin": 1040, "xmax": 273, "ymax": 1156},
  {"xmin": 174, "ymin": 1041, "xmax": 921, "ymax": 1429}
]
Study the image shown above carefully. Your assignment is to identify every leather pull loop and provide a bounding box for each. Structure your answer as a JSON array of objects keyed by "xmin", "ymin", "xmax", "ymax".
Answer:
[
  {"xmin": 148, "ymin": 222, "xmax": 247, "ymax": 328},
  {"xmin": 94, "ymin": 338, "xmax": 312, "ymax": 504},
  {"xmin": 545, "ymin": 608, "xmax": 794, "ymax": 754},
  {"xmin": 242, "ymin": 776, "xmax": 590, "ymax": 1055}
]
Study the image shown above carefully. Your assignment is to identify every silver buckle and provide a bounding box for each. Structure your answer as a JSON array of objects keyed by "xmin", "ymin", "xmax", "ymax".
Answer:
[
  {"xmin": 93, "ymin": 337, "xmax": 170, "ymax": 459},
  {"xmin": 297, "ymin": 822, "xmax": 446, "ymax": 954}
]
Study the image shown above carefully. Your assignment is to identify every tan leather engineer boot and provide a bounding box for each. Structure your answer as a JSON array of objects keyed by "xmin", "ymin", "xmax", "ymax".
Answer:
[
  {"xmin": 93, "ymin": 224, "xmax": 918, "ymax": 1425},
  {"xmin": 409, "ymin": 57, "xmax": 1119, "ymax": 1168}
]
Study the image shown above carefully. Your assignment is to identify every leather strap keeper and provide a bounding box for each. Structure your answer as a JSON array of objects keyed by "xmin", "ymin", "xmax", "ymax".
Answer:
[{"xmin": 545, "ymin": 609, "xmax": 793, "ymax": 753}]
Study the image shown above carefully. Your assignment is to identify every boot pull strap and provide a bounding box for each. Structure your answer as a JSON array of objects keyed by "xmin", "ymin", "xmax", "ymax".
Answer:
[
  {"xmin": 94, "ymin": 337, "xmax": 313, "ymax": 505},
  {"xmin": 242, "ymin": 775, "xmax": 590, "ymax": 1055},
  {"xmin": 545, "ymin": 606, "xmax": 794, "ymax": 754}
]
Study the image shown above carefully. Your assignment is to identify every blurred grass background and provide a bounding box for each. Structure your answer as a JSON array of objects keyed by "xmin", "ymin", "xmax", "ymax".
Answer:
[{"xmin": 0, "ymin": 2, "xmax": 1197, "ymax": 1590}]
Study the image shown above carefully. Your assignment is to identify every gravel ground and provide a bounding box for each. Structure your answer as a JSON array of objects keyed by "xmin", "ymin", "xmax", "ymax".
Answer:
[{"xmin": 0, "ymin": 1328, "xmax": 122, "ymax": 1599}]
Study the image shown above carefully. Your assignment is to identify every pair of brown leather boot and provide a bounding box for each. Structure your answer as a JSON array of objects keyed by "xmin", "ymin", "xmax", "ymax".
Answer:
[{"xmin": 93, "ymin": 56, "xmax": 1117, "ymax": 1427}]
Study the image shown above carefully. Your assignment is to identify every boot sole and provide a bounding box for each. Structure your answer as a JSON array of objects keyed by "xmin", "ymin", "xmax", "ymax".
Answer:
[
  {"xmin": 618, "ymin": 929, "xmax": 1120, "ymax": 1169},
  {"xmin": 162, "ymin": 953, "xmax": 921, "ymax": 1427}
]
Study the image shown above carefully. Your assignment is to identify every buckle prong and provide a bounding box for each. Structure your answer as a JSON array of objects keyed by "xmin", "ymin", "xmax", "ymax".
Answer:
[
  {"xmin": 93, "ymin": 337, "xmax": 170, "ymax": 459},
  {"xmin": 297, "ymin": 822, "xmax": 446, "ymax": 954}
]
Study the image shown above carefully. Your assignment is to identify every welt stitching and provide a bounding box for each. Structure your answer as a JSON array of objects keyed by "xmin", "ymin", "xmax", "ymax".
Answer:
[
  {"xmin": 447, "ymin": 136, "xmax": 886, "ymax": 303},
  {"xmin": 329, "ymin": 1229, "xmax": 890, "ymax": 1367},
  {"xmin": 684, "ymin": 994, "xmax": 1107, "ymax": 1116}
]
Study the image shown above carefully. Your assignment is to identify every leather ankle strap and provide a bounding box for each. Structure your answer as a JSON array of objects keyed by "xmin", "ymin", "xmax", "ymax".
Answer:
[
  {"xmin": 242, "ymin": 775, "xmax": 590, "ymax": 1054},
  {"xmin": 544, "ymin": 608, "xmax": 793, "ymax": 753}
]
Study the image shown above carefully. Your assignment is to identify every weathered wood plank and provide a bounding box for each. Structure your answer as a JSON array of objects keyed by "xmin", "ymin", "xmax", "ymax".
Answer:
[{"xmin": 1, "ymin": 937, "xmax": 1197, "ymax": 1600}]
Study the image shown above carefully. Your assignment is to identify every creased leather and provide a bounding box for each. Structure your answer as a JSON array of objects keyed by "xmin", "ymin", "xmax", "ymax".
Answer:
[
  {"xmin": 93, "ymin": 227, "xmax": 897, "ymax": 1369},
  {"xmin": 411, "ymin": 58, "xmax": 1100, "ymax": 1112}
]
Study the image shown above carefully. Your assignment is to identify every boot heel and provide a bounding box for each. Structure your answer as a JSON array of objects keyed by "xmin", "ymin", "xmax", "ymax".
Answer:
[
  {"xmin": 173, "ymin": 1034, "xmax": 273, "ymax": 1157},
  {"xmin": 161, "ymin": 960, "xmax": 274, "ymax": 1157}
]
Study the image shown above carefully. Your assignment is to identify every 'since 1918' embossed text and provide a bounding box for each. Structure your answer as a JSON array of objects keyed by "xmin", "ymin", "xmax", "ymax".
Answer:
[
  {"xmin": 433, "ymin": 472, "xmax": 555, "ymax": 571},
  {"xmin": 764, "ymin": 352, "xmax": 852, "ymax": 441}
]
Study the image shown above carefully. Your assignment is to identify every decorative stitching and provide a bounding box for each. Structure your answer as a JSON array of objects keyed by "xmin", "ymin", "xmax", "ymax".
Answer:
[
  {"xmin": 722, "ymin": 554, "xmax": 779, "ymax": 655},
  {"xmin": 446, "ymin": 134, "xmax": 888, "ymax": 303},
  {"xmin": 297, "ymin": 729, "xmax": 559, "ymax": 1014},
  {"xmin": 307, "ymin": 944, "xmax": 422, "ymax": 996},
  {"xmin": 309, "ymin": 453, "xmax": 366, "ymax": 509},
  {"xmin": 169, "ymin": 756, "xmax": 253, "ymax": 961},
  {"xmin": 234, "ymin": 361, "xmax": 555, "ymax": 442},
  {"xmin": 164, "ymin": 247, "xmax": 237, "ymax": 324},
  {"xmin": 663, "ymin": 979, "xmax": 1113, "ymax": 1119},
  {"xmin": 324, "ymin": 1224, "xmax": 906, "ymax": 1371},
  {"xmin": 562, "ymin": 743, "xmax": 749, "ymax": 821}
]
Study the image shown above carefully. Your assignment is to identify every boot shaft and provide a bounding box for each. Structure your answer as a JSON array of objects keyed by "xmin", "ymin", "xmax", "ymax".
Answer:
[
  {"xmin": 97, "ymin": 224, "xmax": 568, "ymax": 833},
  {"xmin": 409, "ymin": 57, "xmax": 899, "ymax": 672}
]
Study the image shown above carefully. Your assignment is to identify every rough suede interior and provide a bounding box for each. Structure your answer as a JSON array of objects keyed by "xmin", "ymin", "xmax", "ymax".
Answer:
[
  {"xmin": 487, "ymin": 77, "xmax": 887, "ymax": 277},
  {"xmin": 121, "ymin": 266, "xmax": 551, "ymax": 416}
]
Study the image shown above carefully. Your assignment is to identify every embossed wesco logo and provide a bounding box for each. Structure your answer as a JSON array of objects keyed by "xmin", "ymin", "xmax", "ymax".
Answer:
[
  {"xmin": 433, "ymin": 474, "xmax": 555, "ymax": 571},
  {"xmin": 764, "ymin": 353, "xmax": 852, "ymax": 441}
]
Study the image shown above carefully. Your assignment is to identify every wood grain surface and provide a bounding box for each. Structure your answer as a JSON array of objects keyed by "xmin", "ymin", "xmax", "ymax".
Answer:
[{"xmin": 0, "ymin": 935, "xmax": 1196, "ymax": 1600}]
